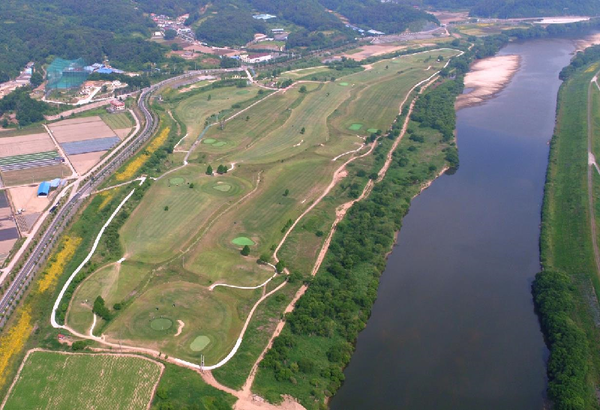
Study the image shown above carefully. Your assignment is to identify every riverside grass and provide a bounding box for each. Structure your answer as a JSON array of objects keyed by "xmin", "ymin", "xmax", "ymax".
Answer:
[{"xmin": 537, "ymin": 60, "xmax": 600, "ymax": 409}]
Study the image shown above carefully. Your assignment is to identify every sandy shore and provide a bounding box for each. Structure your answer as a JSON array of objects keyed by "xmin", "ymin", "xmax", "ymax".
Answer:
[
  {"xmin": 456, "ymin": 54, "xmax": 521, "ymax": 110},
  {"xmin": 574, "ymin": 32, "xmax": 600, "ymax": 52}
]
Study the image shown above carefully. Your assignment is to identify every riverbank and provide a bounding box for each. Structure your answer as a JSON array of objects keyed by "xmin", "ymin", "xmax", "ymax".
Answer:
[
  {"xmin": 538, "ymin": 48, "xmax": 600, "ymax": 409},
  {"xmin": 456, "ymin": 54, "xmax": 521, "ymax": 110}
]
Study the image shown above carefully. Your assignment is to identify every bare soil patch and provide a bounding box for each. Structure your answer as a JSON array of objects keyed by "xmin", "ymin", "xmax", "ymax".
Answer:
[
  {"xmin": 0, "ymin": 133, "xmax": 55, "ymax": 158},
  {"xmin": 1, "ymin": 164, "xmax": 70, "ymax": 186},
  {"xmin": 8, "ymin": 185, "xmax": 49, "ymax": 213},
  {"xmin": 48, "ymin": 116, "xmax": 116, "ymax": 143},
  {"xmin": 574, "ymin": 32, "xmax": 600, "ymax": 52},
  {"xmin": 341, "ymin": 44, "xmax": 408, "ymax": 61},
  {"xmin": 114, "ymin": 127, "xmax": 132, "ymax": 140},
  {"xmin": 431, "ymin": 11, "xmax": 469, "ymax": 25},
  {"xmin": 70, "ymin": 151, "xmax": 106, "ymax": 174},
  {"xmin": 456, "ymin": 54, "xmax": 521, "ymax": 110}
]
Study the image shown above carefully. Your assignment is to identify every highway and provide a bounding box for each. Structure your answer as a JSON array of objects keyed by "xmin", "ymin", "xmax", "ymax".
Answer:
[{"xmin": 0, "ymin": 68, "xmax": 245, "ymax": 328}]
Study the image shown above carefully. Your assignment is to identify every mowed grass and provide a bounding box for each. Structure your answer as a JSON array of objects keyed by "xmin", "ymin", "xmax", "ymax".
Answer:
[
  {"xmin": 120, "ymin": 165, "xmax": 250, "ymax": 264},
  {"xmin": 172, "ymin": 86, "xmax": 260, "ymax": 150},
  {"xmin": 67, "ymin": 261, "xmax": 153, "ymax": 334},
  {"xmin": 3, "ymin": 351, "xmax": 162, "ymax": 410},
  {"xmin": 104, "ymin": 282, "xmax": 261, "ymax": 364}
]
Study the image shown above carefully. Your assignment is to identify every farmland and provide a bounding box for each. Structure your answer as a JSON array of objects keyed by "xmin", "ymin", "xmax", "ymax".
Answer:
[{"xmin": 2, "ymin": 350, "xmax": 162, "ymax": 410}]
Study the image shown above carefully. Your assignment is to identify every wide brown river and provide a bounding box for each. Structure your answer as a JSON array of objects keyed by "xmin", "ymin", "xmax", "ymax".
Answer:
[{"xmin": 331, "ymin": 38, "xmax": 577, "ymax": 409}]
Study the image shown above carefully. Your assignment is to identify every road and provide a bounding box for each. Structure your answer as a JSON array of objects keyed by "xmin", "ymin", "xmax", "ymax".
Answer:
[
  {"xmin": 588, "ymin": 74, "xmax": 600, "ymax": 277},
  {"xmin": 0, "ymin": 68, "xmax": 246, "ymax": 328}
]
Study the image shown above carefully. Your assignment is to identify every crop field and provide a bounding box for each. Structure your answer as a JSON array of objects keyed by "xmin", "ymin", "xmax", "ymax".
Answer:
[
  {"xmin": 62, "ymin": 49, "xmax": 460, "ymax": 371},
  {"xmin": 3, "ymin": 351, "xmax": 162, "ymax": 410}
]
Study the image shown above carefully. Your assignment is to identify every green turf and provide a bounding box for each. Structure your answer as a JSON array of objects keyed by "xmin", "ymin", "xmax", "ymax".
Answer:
[
  {"xmin": 236, "ymin": 90, "xmax": 250, "ymax": 95},
  {"xmin": 367, "ymin": 128, "xmax": 379, "ymax": 133},
  {"xmin": 3, "ymin": 351, "xmax": 162, "ymax": 410},
  {"xmin": 203, "ymin": 138, "xmax": 217, "ymax": 144},
  {"xmin": 101, "ymin": 112, "xmax": 134, "ymax": 130},
  {"xmin": 190, "ymin": 335, "xmax": 211, "ymax": 351},
  {"xmin": 231, "ymin": 236, "xmax": 255, "ymax": 246},
  {"xmin": 212, "ymin": 141, "xmax": 227, "ymax": 147},
  {"xmin": 169, "ymin": 177, "xmax": 185, "ymax": 186},
  {"xmin": 339, "ymin": 82, "xmax": 349, "ymax": 86},
  {"xmin": 151, "ymin": 317, "xmax": 173, "ymax": 330},
  {"xmin": 213, "ymin": 183, "xmax": 232, "ymax": 192},
  {"xmin": 348, "ymin": 123, "xmax": 363, "ymax": 131}
]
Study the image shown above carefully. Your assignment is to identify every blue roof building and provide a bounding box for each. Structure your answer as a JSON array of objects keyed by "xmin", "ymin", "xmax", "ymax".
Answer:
[{"xmin": 37, "ymin": 181, "xmax": 51, "ymax": 197}]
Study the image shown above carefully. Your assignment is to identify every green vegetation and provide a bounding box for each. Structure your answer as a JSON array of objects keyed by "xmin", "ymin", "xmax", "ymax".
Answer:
[
  {"xmin": 151, "ymin": 363, "xmax": 235, "ymax": 410},
  {"xmin": 3, "ymin": 351, "xmax": 162, "ymax": 410},
  {"xmin": 537, "ymin": 58, "xmax": 600, "ymax": 409}
]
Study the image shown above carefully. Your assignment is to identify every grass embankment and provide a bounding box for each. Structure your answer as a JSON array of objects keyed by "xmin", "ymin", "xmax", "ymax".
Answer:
[
  {"xmin": 536, "ymin": 53, "xmax": 600, "ymax": 409},
  {"xmin": 251, "ymin": 75, "xmax": 463, "ymax": 409},
  {"xmin": 3, "ymin": 351, "xmax": 162, "ymax": 410}
]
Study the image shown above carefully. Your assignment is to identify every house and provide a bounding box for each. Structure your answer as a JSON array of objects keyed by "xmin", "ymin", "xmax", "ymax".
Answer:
[{"xmin": 110, "ymin": 100, "xmax": 126, "ymax": 111}]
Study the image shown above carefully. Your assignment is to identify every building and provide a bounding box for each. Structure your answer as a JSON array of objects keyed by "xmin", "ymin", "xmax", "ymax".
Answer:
[
  {"xmin": 367, "ymin": 29, "xmax": 385, "ymax": 35},
  {"xmin": 241, "ymin": 53, "xmax": 273, "ymax": 64},
  {"xmin": 37, "ymin": 181, "xmax": 50, "ymax": 197},
  {"xmin": 110, "ymin": 100, "xmax": 126, "ymax": 111}
]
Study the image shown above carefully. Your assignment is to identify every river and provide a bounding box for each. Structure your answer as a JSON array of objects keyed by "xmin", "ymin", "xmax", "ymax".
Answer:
[{"xmin": 331, "ymin": 38, "xmax": 577, "ymax": 409}]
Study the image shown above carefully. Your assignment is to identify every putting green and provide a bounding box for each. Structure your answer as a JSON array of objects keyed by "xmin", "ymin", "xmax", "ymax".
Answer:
[
  {"xmin": 367, "ymin": 128, "xmax": 379, "ymax": 133},
  {"xmin": 150, "ymin": 318, "xmax": 173, "ymax": 331},
  {"xmin": 348, "ymin": 123, "xmax": 363, "ymax": 131},
  {"xmin": 190, "ymin": 335, "xmax": 211, "ymax": 352},
  {"xmin": 231, "ymin": 236, "xmax": 255, "ymax": 246},
  {"xmin": 212, "ymin": 141, "xmax": 227, "ymax": 147},
  {"xmin": 203, "ymin": 138, "xmax": 217, "ymax": 144},
  {"xmin": 169, "ymin": 177, "xmax": 185, "ymax": 186},
  {"xmin": 339, "ymin": 82, "xmax": 349, "ymax": 86},
  {"xmin": 213, "ymin": 183, "xmax": 232, "ymax": 192}
]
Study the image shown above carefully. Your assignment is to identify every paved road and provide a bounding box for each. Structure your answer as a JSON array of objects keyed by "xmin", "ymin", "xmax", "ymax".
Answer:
[{"xmin": 0, "ymin": 68, "xmax": 245, "ymax": 328}]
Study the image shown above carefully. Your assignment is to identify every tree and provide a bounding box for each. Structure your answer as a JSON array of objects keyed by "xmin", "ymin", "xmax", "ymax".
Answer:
[
  {"xmin": 283, "ymin": 189, "xmax": 289, "ymax": 197},
  {"xmin": 241, "ymin": 245, "xmax": 250, "ymax": 256},
  {"xmin": 164, "ymin": 205, "xmax": 169, "ymax": 211},
  {"xmin": 299, "ymin": 85, "xmax": 307, "ymax": 93},
  {"xmin": 92, "ymin": 296, "xmax": 111, "ymax": 321},
  {"xmin": 164, "ymin": 29, "xmax": 177, "ymax": 40},
  {"xmin": 206, "ymin": 165, "xmax": 213, "ymax": 175},
  {"xmin": 300, "ymin": 127, "xmax": 305, "ymax": 135},
  {"xmin": 207, "ymin": 94, "xmax": 212, "ymax": 101},
  {"xmin": 217, "ymin": 164, "xmax": 228, "ymax": 174},
  {"xmin": 30, "ymin": 72, "xmax": 43, "ymax": 88},
  {"xmin": 259, "ymin": 253, "xmax": 271, "ymax": 264},
  {"xmin": 276, "ymin": 260, "xmax": 286, "ymax": 273},
  {"xmin": 189, "ymin": 183, "xmax": 194, "ymax": 189}
]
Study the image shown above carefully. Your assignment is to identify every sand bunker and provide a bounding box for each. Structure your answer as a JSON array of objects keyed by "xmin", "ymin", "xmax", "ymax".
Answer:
[
  {"xmin": 456, "ymin": 55, "xmax": 521, "ymax": 110},
  {"xmin": 190, "ymin": 335, "xmax": 210, "ymax": 351},
  {"xmin": 175, "ymin": 320, "xmax": 185, "ymax": 337}
]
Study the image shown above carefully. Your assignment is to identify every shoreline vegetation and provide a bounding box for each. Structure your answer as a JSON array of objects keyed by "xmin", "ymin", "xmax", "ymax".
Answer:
[
  {"xmin": 455, "ymin": 54, "xmax": 521, "ymax": 110},
  {"xmin": 536, "ymin": 44, "xmax": 600, "ymax": 410}
]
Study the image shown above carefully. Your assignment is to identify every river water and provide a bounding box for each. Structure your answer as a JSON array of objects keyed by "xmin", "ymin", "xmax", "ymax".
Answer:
[{"xmin": 331, "ymin": 38, "xmax": 577, "ymax": 410}]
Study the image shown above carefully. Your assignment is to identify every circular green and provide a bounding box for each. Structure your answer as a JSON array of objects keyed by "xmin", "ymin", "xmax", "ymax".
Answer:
[
  {"xmin": 203, "ymin": 138, "xmax": 217, "ymax": 144},
  {"xmin": 348, "ymin": 123, "xmax": 363, "ymax": 131},
  {"xmin": 190, "ymin": 335, "xmax": 211, "ymax": 351},
  {"xmin": 367, "ymin": 128, "xmax": 379, "ymax": 133},
  {"xmin": 150, "ymin": 318, "xmax": 173, "ymax": 331},
  {"xmin": 339, "ymin": 82, "xmax": 349, "ymax": 86},
  {"xmin": 231, "ymin": 236, "xmax": 255, "ymax": 246},
  {"xmin": 169, "ymin": 177, "xmax": 185, "ymax": 186},
  {"xmin": 213, "ymin": 183, "xmax": 232, "ymax": 192},
  {"xmin": 212, "ymin": 141, "xmax": 227, "ymax": 147}
]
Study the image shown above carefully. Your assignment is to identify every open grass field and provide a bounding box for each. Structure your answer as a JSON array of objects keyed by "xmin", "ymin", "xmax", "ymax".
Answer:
[
  {"xmin": 62, "ymin": 48, "xmax": 462, "ymax": 371},
  {"xmin": 3, "ymin": 350, "xmax": 162, "ymax": 410},
  {"xmin": 101, "ymin": 112, "xmax": 134, "ymax": 131},
  {"xmin": 170, "ymin": 85, "xmax": 261, "ymax": 150}
]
